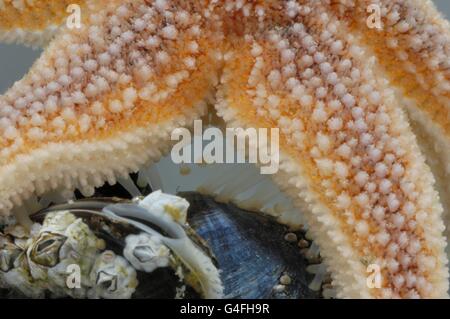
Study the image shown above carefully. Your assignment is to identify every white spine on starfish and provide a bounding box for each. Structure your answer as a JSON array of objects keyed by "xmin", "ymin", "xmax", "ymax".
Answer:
[
  {"xmin": 215, "ymin": 90, "xmax": 372, "ymax": 297},
  {"xmin": 196, "ymin": 161, "xmax": 307, "ymax": 229},
  {"xmin": 0, "ymin": 0, "xmax": 214, "ymax": 213},
  {"xmin": 0, "ymin": 102, "xmax": 207, "ymax": 214},
  {"xmin": 403, "ymin": 96, "xmax": 450, "ymax": 256}
]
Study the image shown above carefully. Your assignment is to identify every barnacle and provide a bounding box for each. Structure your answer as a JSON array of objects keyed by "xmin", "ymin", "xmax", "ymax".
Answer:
[{"xmin": 0, "ymin": 0, "xmax": 449, "ymax": 298}]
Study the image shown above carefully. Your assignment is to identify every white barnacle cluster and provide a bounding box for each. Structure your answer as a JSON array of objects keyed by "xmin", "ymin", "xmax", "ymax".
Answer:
[
  {"xmin": 0, "ymin": 211, "xmax": 140, "ymax": 299},
  {"xmin": 119, "ymin": 191, "xmax": 224, "ymax": 298},
  {"xmin": 0, "ymin": 191, "xmax": 224, "ymax": 299}
]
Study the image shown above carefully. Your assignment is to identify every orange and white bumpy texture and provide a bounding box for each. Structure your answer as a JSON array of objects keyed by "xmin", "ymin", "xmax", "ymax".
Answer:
[
  {"xmin": 0, "ymin": 0, "xmax": 448, "ymax": 299},
  {"xmin": 0, "ymin": 0, "xmax": 88, "ymax": 47},
  {"xmin": 331, "ymin": 0, "xmax": 450, "ymax": 261}
]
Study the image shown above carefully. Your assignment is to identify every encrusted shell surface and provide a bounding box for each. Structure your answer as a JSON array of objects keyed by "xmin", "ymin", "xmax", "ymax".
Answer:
[
  {"xmin": 1, "ymin": 192, "xmax": 223, "ymax": 299},
  {"xmin": 1, "ymin": 178, "xmax": 321, "ymax": 299}
]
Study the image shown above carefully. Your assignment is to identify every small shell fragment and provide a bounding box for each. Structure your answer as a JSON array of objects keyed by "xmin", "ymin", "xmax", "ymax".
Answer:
[
  {"xmin": 298, "ymin": 239, "xmax": 309, "ymax": 249},
  {"xmin": 284, "ymin": 233, "xmax": 298, "ymax": 243},
  {"xmin": 139, "ymin": 190, "xmax": 190, "ymax": 224},
  {"xmin": 280, "ymin": 274, "xmax": 292, "ymax": 285}
]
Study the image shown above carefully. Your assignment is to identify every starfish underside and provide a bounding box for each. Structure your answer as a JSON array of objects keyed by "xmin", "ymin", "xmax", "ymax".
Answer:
[{"xmin": 0, "ymin": 0, "xmax": 450, "ymax": 298}]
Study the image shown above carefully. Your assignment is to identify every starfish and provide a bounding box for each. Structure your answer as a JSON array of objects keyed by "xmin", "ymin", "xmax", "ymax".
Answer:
[{"xmin": 0, "ymin": 0, "xmax": 449, "ymax": 299}]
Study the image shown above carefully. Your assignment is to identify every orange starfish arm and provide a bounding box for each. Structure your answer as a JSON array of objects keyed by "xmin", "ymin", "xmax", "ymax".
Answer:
[
  {"xmin": 0, "ymin": 0, "xmax": 87, "ymax": 47},
  {"xmin": 0, "ymin": 0, "xmax": 220, "ymax": 211},
  {"xmin": 331, "ymin": 0, "xmax": 450, "ymax": 258},
  {"xmin": 218, "ymin": 1, "xmax": 448, "ymax": 298}
]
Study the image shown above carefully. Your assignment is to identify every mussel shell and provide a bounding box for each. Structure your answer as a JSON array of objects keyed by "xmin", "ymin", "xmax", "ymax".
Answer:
[
  {"xmin": 2, "ymin": 169, "xmax": 320, "ymax": 299},
  {"xmin": 180, "ymin": 192, "xmax": 320, "ymax": 299}
]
